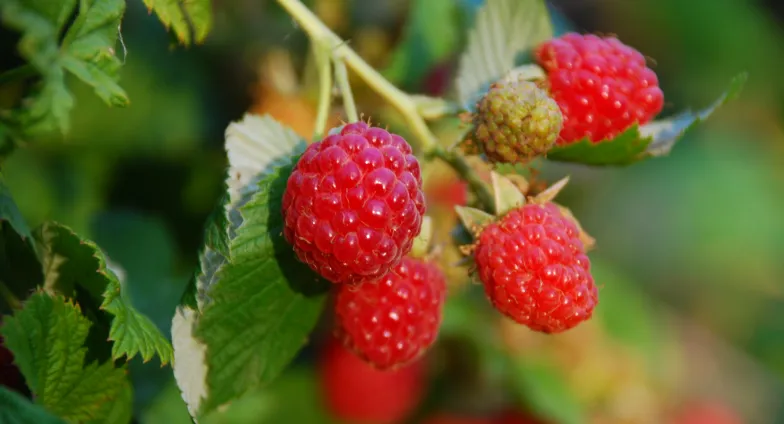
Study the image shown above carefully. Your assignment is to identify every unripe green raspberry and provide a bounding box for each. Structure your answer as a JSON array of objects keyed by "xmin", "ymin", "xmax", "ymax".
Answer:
[{"xmin": 474, "ymin": 78, "xmax": 563, "ymax": 163}]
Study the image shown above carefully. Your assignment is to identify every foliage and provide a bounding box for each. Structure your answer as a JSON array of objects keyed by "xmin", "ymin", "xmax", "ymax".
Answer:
[{"xmin": 0, "ymin": 0, "xmax": 761, "ymax": 423}]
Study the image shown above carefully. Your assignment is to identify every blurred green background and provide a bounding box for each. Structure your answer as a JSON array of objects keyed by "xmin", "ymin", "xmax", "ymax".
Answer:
[{"xmin": 1, "ymin": 0, "xmax": 783, "ymax": 422}]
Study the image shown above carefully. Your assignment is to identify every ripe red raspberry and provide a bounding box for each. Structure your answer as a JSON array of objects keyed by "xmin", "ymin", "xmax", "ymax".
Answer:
[
  {"xmin": 474, "ymin": 202, "xmax": 597, "ymax": 333},
  {"xmin": 334, "ymin": 256, "xmax": 447, "ymax": 369},
  {"xmin": 318, "ymin": 339, "xmax": 425, "ymax": 424},
  {"xmin": 282, "ymin": 122, "xmax": 426, "ymax": 285},
  {"xmin": 535, "ymin": 33, "xmax": 664, "ymax": 144}
]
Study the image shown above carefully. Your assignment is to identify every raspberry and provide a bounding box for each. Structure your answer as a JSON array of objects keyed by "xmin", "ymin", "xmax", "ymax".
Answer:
[
  {"xmin": 318, "ymin": 339, "xmax": 425, "ymax": 424},
  {"xmin": 672, "ymin": 401, "xmax": 743, "ymax": 424},
  {"xmin": 282, "ymin": 122, "xmax": 426, "ymax": 285},
  {"xmin": 474, "ymin": 78, "xmax": 562, "ymax": 163},
  {"xmin": 535, "ymin": 33, "xmax": 664, "ymax": 144},
  {"xmin": 474, "ymin": 202, "xmax": 597, "ymax": 333},
  {"xmin": 334, "ymin": 256, "xmax": 447, "ymax": 369}
]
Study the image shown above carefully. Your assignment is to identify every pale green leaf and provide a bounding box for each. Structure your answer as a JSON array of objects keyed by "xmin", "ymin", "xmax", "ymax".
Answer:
[
  {"xmin": 194, "ymin": 162, "xmax": 329, "ymax": 415},
  {"xmin": 455, "ymin": 0, "xmax": 553, "ymax": 110},
  {"xmin": 172, "ymin": 114, "xmax": 308, "ymax": 417},
  {"xmin": 0, "ymin": 387, "xmax": 66, "ymax": 424},
  {"xmin": 0, "ymin": 0, "xmax": 128, "ymax": 136},
  {"xmin": 142, "ymin": 0, "xmax": 213, "ymax": 45},
  {"xmin": 0, "ymin": 292, "xmax": 129, "ymax": 423},
  {"xmin": 34, "ymin": 222, "xmax": 173, "ymax": 364}
]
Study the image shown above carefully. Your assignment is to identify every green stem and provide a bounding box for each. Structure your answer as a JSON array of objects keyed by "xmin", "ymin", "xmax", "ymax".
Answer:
[
  {"xmin": 333, "ymin": 58, "xmax": 358, "ymax": 123},
  {"xmin": 276, "ymin": 0, "xmax": 494, "ymax": 210},
  {"xmin": 0, "ymin": 64, "xmax": 36, "ymax": 85},
  {"xmin": 276, "ymin": 0, "xmax": 437, "ymax": 150},
  {"xmin": 312, "ymin": 40, "xmax": 333, "ymax": 140},
  {"xmin": 429, "ymin": 147, "xmax": 494, "ymax": 210},
  {"xmin": 0, "ymin": 280, "xmax": 22, "ymax": 310}
]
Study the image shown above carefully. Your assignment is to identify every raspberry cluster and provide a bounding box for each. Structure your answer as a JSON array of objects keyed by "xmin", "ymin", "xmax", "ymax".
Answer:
[
  {"xmin": 536, "ymin": 33, "xmax": 664, "ymax": 144},
  {"xmin": 474, "ymin": 202, "xmax": 598, "ymax": 333},
  {"xmin": 282, "ymin": 122, "xmax": 426, "ymax": 285}
]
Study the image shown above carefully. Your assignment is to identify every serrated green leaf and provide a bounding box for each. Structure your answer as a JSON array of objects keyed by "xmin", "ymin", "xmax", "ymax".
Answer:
[
  {"xmin": 0, "ymin": 0, "xmax": 128, "ymax": 136},
  {"xmin": 0, "ymin": 173, "xmax": 42, "ymax": 312},
  {"xmin": 34, "ymin": 223, "xmax": 173, "ymax": 364},
  {"xmin": 173, "ymin": 114, "xmax": 309, "ymax": 418},
  {"xmin": 0, "ymin": 386, "xmax": 66, "ymax": 424},
  {"xmin": 455, "ymin": 0, "xmax": 553, "ymax": 110},
  {"xmin": 512, "ymin": 359, "xmax": 586, "ymax": 424},
  {"xmin": 546, "ymin": 73, "xmax": 748, "ymax": 166},
  {"xmin": 194, "ymin": 162, "xmax": 329, "ymax": 415},
  {"xmin": 545, "ymin": 125, "xmax": 651, "ymax": 166},
  {"xmin": 142, "ymin": 0, "xmax": 213, "ymax": 45},
  {"xmin": 0, "ymin": 292, "xmax": 130, "ymax": 423}
]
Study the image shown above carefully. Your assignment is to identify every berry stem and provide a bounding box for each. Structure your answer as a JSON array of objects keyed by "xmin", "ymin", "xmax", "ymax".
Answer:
[
  {"xmin": 428, "ymin": 147, "xmax": 494, "ymax": 210},
  {"xmin": 276, "ymin": 0, "xmax": 494, "ymax": 210},
  {"xmin": 312, "ymin": 40, "xmax": 333, "ymax": 140},
  {"xmin": 333, "ymin": 57, "xmax": 359, "ymax": 123},
  {"xmin": 276, "ymin": 0, "xmax": 437, "ymax": 148}
]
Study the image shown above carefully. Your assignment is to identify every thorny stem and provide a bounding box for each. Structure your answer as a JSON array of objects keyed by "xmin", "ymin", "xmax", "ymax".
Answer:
[
  {"xmin": 312, "ymin": 40, "xmax": 333, "ymax": 140},
  {"xmin": 276, "ymin": 0, "xmax": 494, "ymax": 210},
  {"xmin": 333, "ymin": 57, "xmax": 358, "ymax": 122}
]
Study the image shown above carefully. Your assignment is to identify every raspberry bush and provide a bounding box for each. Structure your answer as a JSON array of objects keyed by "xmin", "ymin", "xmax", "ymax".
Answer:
[{"xmin": 0, "ymin": 0, "xmax": 753, "ymax": 423}]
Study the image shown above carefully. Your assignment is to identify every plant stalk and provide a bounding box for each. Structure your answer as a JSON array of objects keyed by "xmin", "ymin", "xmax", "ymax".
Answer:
[{"xmin": 276, "ymin": 0, "xmax": 494, "ymax": 210}]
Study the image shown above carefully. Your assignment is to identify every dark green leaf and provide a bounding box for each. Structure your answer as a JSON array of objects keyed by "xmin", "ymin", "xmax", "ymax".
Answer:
[
  {"xmin": 142, "ymin": 0, "xmax": 213, "ymax": 45},
  {"xmin": 545, "ymin": 125, "xmax": 651, "ymax": 166},
  {"xmin": 546, "ymin": 73, "xmax": 748, "ymax": 166},
  {"xmin": 0, "ymin": 0, "xmax": 128, "ymax": 136},
  {"xmin": 0, "ymin": 173, "xmax": 42, "ymax": 312},
  {"xmin": 0, "ymin": 386, "xmax": 66, "ymax": 424},
  {"xmin": 172, "ymin": 114, "xmax": 310, "ymax": 418},
  {"xmin": 194, "ymin": 161, "xmax": 329, "ymax": 415},
  {"xmin": 34, "ymin": 222, "xmax": 173, "ymax": 364},
  {"xmin": 512, "ymin": 359, "xmax": 586, "ymax": 424},
  {"xmin": 455, "ymin": 0, "xmax": 553, "ymax": 110},
  {"xmin": 0, "ymin": 292, "xmax": 130, "ymax": 423}
]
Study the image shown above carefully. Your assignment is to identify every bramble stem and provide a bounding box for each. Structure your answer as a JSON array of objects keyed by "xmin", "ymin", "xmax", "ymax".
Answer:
[
  {"xmin": 312, "ymin": 41, "xmax": 333, "ymax": 140},
  {"xmin": 276, "ymin": 0, "xmax": 494, "ymax": 210},
  {"xmin": 333, "ymin": 58, "xmax": 358, "ymax": 123}
]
